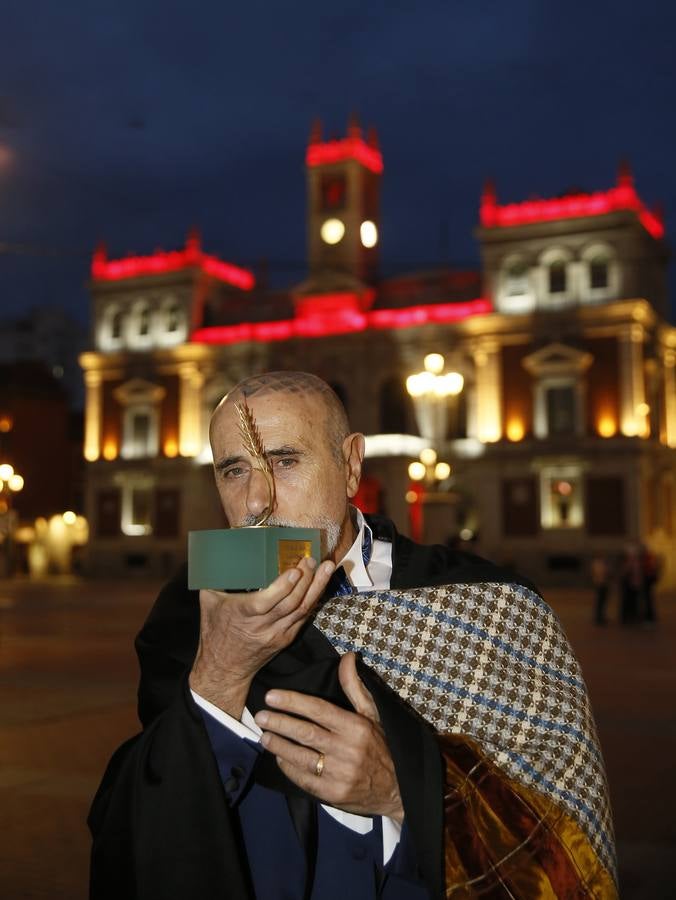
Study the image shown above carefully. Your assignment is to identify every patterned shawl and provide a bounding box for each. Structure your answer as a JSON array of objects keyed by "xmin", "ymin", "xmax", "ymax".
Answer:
[{"xmin": 314, "ymin": 581, "xmax": 616, "ymax": 886}]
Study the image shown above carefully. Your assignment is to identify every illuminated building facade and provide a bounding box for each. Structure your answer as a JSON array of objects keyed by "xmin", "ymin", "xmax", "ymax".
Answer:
[{"xmin": 80, "ymin": 123, "xmax": 676, "ymax": 586}]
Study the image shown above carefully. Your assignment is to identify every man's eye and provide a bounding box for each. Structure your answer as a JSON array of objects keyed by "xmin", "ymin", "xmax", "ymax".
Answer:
[
  {"xmin": 274, "ymin": 457, "xmax": 297, "ymax": 470},
  {"xmin": 224, "ymin": 466, "xmax": 246, "ymax": 479}
]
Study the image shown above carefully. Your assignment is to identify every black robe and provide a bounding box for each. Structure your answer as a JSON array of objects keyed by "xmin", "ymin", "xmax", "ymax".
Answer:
[{"xmin": 89, "ymin": 516, "xmax": 525, "ymax": 900}]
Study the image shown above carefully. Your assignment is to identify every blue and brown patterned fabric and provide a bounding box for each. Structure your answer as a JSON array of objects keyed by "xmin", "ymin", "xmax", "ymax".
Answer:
[{"xmin": 315, "ymin": 582, "xmax": 618, "ymax": 897}]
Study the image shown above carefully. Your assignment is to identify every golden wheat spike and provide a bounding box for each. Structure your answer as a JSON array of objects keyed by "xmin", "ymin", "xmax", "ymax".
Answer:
[
  {"xmin": 235, "ymin": 399, "xmax": 275, "ymax": 525},
  {"xmin": 236, "ymin": 400, "xmax": 271, "ymax": 473}
]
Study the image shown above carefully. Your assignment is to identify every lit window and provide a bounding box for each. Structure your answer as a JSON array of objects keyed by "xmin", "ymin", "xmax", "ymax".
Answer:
[
  {"xmin": 540, "ymin": 466, "xmax": 583, "ymax": 529},
  {"xmin": 121, "ymin": 405, "xmax": 159, "ymax": 458},
  {"xmin": 120, "ymin": 481, "xmax": 154, "ymax": 536},
  {"xmin": 506, "ymin": 262, "xmax": 529, "ymax": 296}
]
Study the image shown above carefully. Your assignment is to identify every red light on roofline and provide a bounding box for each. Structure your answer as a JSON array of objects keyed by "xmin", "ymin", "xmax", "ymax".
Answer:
[
  {"xmin": 91, "ymin": 246, "xmax": 255, "ymax": 290},
  {"xmin": 480, "ymin": 184, "xmax": 664, "ymax": 240},
  {"xmin": 190, "ymin": 297, "xmax": 491, "ymax": 345},
  {"xmin": 306, "ymin": 137, "xmax": 384, "ymax": 174}
]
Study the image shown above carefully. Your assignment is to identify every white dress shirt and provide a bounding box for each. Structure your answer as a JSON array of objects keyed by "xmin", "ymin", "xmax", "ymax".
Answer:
[{"xmin": 191, "ymin": 507, "xmax": 401, "ymax": 863}]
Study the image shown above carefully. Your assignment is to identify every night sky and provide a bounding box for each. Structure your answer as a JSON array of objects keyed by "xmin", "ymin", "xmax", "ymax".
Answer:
[{"xmin": 1, "ymin": 0, "xmax": 676, "ymax": 325}]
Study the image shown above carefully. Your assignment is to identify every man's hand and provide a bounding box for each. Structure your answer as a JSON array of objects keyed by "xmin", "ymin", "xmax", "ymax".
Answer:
[
  {"xmin": 254, "ymin": 652, "xmax": 404, "ymax": 823},
  {"xmin": 189, "ymin": 557, "xmax": 335, "ymax": 718}
]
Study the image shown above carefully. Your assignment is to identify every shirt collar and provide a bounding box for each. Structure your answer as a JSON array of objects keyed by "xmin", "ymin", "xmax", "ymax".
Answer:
[{"xmin": 337, "ymin": 506, "xmax": 374, "ymax": 589}]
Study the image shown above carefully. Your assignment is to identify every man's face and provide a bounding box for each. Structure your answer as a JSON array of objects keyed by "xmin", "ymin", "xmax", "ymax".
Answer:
[{"xmin": 210, "ymin": 391, "xmax": 357, "ymax": 560}]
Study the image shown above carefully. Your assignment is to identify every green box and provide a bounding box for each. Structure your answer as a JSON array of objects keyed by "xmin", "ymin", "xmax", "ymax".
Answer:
[{"xmin": 188, "ymin": 527, "xmax": 322, "ymax": 591}]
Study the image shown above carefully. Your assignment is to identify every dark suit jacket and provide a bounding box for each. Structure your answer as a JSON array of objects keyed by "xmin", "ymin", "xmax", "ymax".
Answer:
[{"xmin": 89, "ymin": 516, "xmax": 522, "ymax": 900}]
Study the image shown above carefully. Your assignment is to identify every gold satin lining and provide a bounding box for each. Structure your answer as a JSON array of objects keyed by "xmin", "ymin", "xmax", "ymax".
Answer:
[{"xmin": 440, "ymin": 734, "xmax": 618, "ymax": 899}]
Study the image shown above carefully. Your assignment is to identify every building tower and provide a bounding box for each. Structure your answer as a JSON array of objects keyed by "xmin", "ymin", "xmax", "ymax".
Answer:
[{"xmin": 303, "ymin": 115, "xmax": 382, "ymax": 292}]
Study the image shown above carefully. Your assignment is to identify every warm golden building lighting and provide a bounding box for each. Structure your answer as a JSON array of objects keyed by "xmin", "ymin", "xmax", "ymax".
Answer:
[
  {"xmin": 506, "ymin": 419, "xmax": 525, "ymax": 442},
  {"xmin": 62, "ymin": 511, "xmax": 77, "ymax": 525},
  {"xmin": 102, "ymin": 440, "xmax": 118, "ymax": 461},
  {"xmin": 405, "ymin": 490, "xmax": 418, "ymax": 504},
  {"xmin": 597, "ymin": 416, "xmax": 617, "ymax": 438},
  {"xmin": 163, "ymin": 438, "xmax": 179, "ymax": 458},
  {"xmin": 0, "ymin": 463, "xmax": 14, "ymax": 481},
  {"xmin": 0, "ymin": 415, "xmax": 12, "ymax": 433}
]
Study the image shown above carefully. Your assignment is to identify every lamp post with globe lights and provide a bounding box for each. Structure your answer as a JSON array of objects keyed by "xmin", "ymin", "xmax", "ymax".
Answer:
[
  {"xmin": 405, "ymin": 354, "xmax": 464, "ymax": 542},
  {"xmin": 0, "ymin": 462, "xmax": 24, "ymax": 575}
]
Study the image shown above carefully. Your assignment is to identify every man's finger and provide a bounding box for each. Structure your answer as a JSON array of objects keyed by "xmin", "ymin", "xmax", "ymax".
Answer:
[
  {"xmin": 263, "ymin": 688, "xmax": 350, "ymax": 732},
  {"xmin": 260, "ymin": 731, "xmax": 326, "ymax": 774},
  {"xmin": 273, "ymin": 559, "xmax": 335, "ymax": 625},
  {"xmin": 254, "ymin": 709, "xmax": 329, "ymax": 750},
  {"xmin": 338, "ymin": 652, "xmax": 380, "ymax": 722}
]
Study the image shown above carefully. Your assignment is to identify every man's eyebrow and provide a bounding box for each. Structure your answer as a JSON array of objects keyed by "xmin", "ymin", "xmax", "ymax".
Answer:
[
  {"xmin": 267, "ymin": 446, "xmax": 305, "ymax": 458},
  {"xmin": 214, "ymin": 454, "xmax": 245, "ymax": 472}
]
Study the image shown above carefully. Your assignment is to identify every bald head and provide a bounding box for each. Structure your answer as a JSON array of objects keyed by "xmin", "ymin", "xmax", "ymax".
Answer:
[{"xmin": 212, "ymin": 371, "xmax": 350, "ymax": 463}]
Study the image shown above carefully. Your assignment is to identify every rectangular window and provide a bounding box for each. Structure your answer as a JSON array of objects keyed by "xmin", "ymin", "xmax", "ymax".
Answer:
[
  {"xmin": 590, "ymin": 260, "xmax": 608, "ymax": 290},
  {"xmin": 549, "ymin": 263, "xmax": 567, "ymax": 294},
  {"xmin": 585, "ymin": 477, "xmax": 625, "ymax": 536},
  {"xmin": 121, "ymin": 484, "xmax": 154, "ymax": 536},
  {"xmin": 546, "ymin": 386, "xmax": 576, "ymax": 435},
  {"xmin": 154, "ymin": 488, "xmax": 181, "ymax": 538},
  {"xmin": 540, "ymin": 467, "xmax": 584, "ymax": 529},
  {"xmin": 320, "ymin": 174, "xmax": 346, "ymax": 211},
  {"xmin": 96, "ymin": 489, "xmax": 121, "ymax": 538}
]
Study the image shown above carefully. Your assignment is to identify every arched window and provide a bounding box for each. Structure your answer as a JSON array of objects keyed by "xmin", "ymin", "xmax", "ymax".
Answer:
[
  {"xmin": 505, "ymin": 260, "xmax": 529, "ymax": 296},
  {"xmin": 138, "ymin": 304, "xmax": 150, "ymax": 337},
  {"xmin": 166, "ymin": 303, "xmax": 181, "ymax": 333},
  {"xmin": 548, "ymin": 260, "xmax": 567, "ymax": 294},
  {"xmin": 589, "ymin": 255, "xmax": 609, "ymax": 290},
  {"xmin": 111, "ymin": 308, "xmax": 124, "ymax": 340},
  {"xmin": 581, "ymin": 243, "xmax": 617, "ymax": 301},
  {"xmin": 379, "ymin": 377, "xmax": 411, "ymax": 433}
]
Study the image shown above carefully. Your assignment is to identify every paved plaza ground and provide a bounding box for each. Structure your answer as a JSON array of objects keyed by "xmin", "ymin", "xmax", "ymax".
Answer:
[{"xmin": 0, "ymin": 574, "xmax": 674, "ymax": 899}]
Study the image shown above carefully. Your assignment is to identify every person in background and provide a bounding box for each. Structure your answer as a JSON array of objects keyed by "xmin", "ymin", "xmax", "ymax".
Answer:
[{"xmin": 590, "ymin": 553, "xmax": 610, "ymax": 625}]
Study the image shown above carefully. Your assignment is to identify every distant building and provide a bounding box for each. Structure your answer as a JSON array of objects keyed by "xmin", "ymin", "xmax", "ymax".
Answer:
[
  {"xmin": 0, "ymin": 307, "xmax": 87, "ymax": 408},
  {"xmin": 0, "ymin": 361, "xmax": 83, "ymax": 522},
  {"xmin": 79, "ymin": 120, "xmax": 676, "ymax": 586}
]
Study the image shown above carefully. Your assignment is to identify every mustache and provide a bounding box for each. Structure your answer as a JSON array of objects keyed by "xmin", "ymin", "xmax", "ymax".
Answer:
[{"xmin": 239, "ymin": 514, "xmax": 294, "ymax": 528}]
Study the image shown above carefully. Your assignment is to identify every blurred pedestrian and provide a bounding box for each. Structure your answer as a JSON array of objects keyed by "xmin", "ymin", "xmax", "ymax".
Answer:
[
  {"xmin": 640, "ymin": 545, "xmax": 661, "ymax": 625},
  {"xmin": 590, "ymin": 554, "xmax": 610, "ymax": 625},
  {"xmin": 619, "ymin": 544, "xmax": 642, "ymax": 625}
]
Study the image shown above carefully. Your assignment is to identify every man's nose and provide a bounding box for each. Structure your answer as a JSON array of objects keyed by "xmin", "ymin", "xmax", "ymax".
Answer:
[{"xmin": 245, "ymin": 467, "xmax": 274, "ymax": 519}]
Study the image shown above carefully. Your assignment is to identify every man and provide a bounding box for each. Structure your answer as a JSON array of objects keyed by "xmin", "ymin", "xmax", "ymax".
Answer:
[{"xmin": 90, "ymin": 372, "xmax": 617, "ymax": 899}]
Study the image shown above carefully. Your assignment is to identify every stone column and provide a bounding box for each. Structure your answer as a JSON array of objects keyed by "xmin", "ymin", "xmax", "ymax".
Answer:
[
  {"xmin": 664, "ymin": 349, "xmax": 676, "ymax": 448},
  {"xmin": 84, "ymin": 371, "xmax": 102, "ymax": 461},
  {"xmin": 178, "ymin": 363, "xmax": 204, "ymax": 457},
  {"xmin": 619, "ymin": 324, "xmax": 647, "ymax": 437},
  {"xmin": 472, "ymin": 340, "xmax": 502, "ymax": 443}
]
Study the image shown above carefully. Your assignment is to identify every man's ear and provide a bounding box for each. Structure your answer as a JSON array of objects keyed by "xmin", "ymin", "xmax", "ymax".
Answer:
[{"xmin": 342, "ymin": 433, "xmax": 365, "ymax": 499}]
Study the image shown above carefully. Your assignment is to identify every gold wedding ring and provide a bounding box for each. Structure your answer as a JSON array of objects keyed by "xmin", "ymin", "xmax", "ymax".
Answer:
[{"xmin": 314, "ymin": 752, "xmax": 325, "ymax": 778}]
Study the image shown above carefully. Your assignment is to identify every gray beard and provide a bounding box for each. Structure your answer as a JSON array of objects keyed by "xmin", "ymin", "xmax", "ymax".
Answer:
[{"xmin": 239, "ymin": 514, "xmax": 342, "ymax": 559}]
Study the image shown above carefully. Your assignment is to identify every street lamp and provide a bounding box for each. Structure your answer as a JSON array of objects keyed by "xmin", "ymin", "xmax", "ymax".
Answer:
[
  {"xmin": 406, "ymin": 353, "xmax": 464, "ymax": 445},
  {"xmin": 0, "ymin": 462, "xmax": 24, "ymax": 576}
]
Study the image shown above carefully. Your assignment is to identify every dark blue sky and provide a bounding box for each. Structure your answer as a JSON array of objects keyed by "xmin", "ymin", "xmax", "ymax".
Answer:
[{"xmin": 1, "ymin": 0, "xmax": 675, "ymax": 324}]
